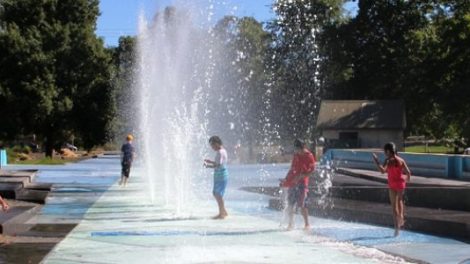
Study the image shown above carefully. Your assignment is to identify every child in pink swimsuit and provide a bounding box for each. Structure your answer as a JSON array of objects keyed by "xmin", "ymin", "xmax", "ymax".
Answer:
[{"xmin": 372, "ymin": 142, "xmax": 411, "ymax": 237}]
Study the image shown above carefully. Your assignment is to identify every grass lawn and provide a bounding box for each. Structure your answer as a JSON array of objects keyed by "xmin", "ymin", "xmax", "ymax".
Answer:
[
  {"xmin": 405, "ymin": 145, "xmax": 452, "ymax": 154},
  {"xmin": 11, "ymin": 157, "xmax": 74, "ymax": 165},
  {"xmin": 6, "ymin": 150, "xmax": 82, "ymax": 165}
]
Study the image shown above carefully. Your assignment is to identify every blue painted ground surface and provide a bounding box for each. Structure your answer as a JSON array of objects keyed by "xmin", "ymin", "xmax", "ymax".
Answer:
[{"xmin": 7, "ymin": 157, "xmax": 470, "ymax": 263}]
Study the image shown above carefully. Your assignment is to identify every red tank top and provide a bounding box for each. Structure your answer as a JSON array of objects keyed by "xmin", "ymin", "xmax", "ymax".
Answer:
[
  {"xmin": 282, "ymin": 150, "xmax": 316, "ymax": 188},
  {"xmin": 386, "ymin": 157, "xmax": 406, "ymax": 190}
]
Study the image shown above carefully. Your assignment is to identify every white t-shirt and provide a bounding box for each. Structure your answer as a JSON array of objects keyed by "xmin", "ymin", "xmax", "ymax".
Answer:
[{"xmin": 214, "ymin": 148, "xmax": 228, "ymax": 168}]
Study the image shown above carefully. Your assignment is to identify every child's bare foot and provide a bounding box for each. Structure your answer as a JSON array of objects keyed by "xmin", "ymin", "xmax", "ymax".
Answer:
[
  {"xmin": 399, "ymin": 218, "xmax": 405, "ymax": 228},
  {"xmin": 212, "ymin": 214, "xmax": 221, "ymax": 219},
  {"xmin": 212, "ymin": 213, "xmax": 228, "ymax": 219},
  {"xmin": 304, "ymin": 225, "xmax": 311, "ymax": 231},
  {"xmin": 394, "ymin": 229, "xmax": 400, "ymax": 237},
  {"xmin": 286, "ymin": 224, "xmax": 294, "ymax": 231},
  {"xmin": 212, "ymin": 214, "xmax": 227, "ymax": 220}
]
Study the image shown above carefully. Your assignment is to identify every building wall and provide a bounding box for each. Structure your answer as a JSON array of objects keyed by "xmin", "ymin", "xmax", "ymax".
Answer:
[{"xmin": 322, "ymin": 129, "xmax": 404, "ymax": 150}]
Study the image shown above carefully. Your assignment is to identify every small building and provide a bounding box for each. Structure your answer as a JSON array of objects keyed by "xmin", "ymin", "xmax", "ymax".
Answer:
[{"xmin": 316, "ymin": 100, "xmax": 406, "ymax": 150}]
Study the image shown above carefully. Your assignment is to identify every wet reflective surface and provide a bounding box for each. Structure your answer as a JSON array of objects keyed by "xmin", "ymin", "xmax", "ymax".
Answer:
[{"xmin": 2, "ymin": 157, "xmax": 470, "ymax": 263}]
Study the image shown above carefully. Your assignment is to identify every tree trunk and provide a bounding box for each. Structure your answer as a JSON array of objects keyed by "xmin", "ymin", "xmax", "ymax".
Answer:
[{"xmin": 45, "ymin": 137, "xmax": 54, "ymax": 158}]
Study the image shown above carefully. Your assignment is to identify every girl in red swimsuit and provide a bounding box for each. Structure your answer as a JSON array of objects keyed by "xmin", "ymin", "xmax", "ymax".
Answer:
[{"xmin": 372, "ymin": 142, "xmax": 411, "ymax": 237}]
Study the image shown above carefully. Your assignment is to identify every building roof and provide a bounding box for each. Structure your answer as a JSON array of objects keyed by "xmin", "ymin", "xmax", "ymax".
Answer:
[{"xmin": 316, "ymin": 100, "xmax": 406, "ymax": 130}]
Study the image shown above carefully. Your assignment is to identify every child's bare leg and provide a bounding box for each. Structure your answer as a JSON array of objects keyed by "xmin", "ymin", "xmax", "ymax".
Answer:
[
  {"xmin": 287, "ymin": 204, "xmax": 295, "ymax": 230},
  {"xmin": 301, "ymin": 207, "xmax": 310, "ymax": 230},
  {"xmin": 388, "ymin": 189, "xmax": 399, "ymax": 236},
  {"xmin": 213, "ymin": 193, "xmax": 221, "ymax": 218},
  {"xmin": 280, "ymin": 188, "xmax": 289, "ymax": 227},
  {"xmin": 213, "ymin": 194, "xmax": 228, "ymax": 219},
  {"xmin": 219, "ymin": 196, "xmax": 228, "ymax": 217},
  {"xmin": 397, "ymin": 191, "xmax": 405, "ymax": 227},
  {"xmin": 123, "ymin": 177, "xmax": 129, "ymax": 186},
  {"xmin": 0, "ymin": 197, "xmax": 9, "ymax": 212}
]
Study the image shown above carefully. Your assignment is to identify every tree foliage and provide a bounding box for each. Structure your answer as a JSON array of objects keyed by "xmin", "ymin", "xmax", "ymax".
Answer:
[
  {"xmin": 0, "ymin": 0, "xmax": 115, "ymax": 155},
  {"xmin": 267, "ymin": 0, "xmax": 345, "ymax": 140},
  {"xmin": 109, "ymin": 36, "xmax": 136, "ymax": 141},
  {"xmin": 1, "ymin": 0, "xmax": 470, "ymax": 154},
  {"xmin": 330, "ymin": 0, "xmax": 470, "ymax": 143},
  {"xmin": 210, "ymin": 16, "xmax": 271, "ymax": 147}
]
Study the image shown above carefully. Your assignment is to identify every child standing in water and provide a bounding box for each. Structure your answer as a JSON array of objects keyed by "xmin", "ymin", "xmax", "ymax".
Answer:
[
  {"xmin": 372, "ymin": 142, "xmax": 411, "ymax": 237},
  {"xmin": 120, "ymin": 134, "xmax": 135, "ymax": 187},
  {"xmin": 204, "ymin": 136, "xmax": 229, "ymax": 219},
  {"xmin": 280, "ymin": 139, "xmax": 316, "ymax": 230}
]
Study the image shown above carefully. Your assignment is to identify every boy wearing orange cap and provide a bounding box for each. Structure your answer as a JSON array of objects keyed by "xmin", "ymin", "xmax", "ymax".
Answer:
[{"xmin": 120, "ymin": 134, "xmax": 135, "ymax": 186}]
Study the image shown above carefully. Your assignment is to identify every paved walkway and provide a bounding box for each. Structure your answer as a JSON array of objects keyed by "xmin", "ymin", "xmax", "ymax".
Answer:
[
  {"xmin": 42, "ymin": 164, "xmax": 391, "ymax": 263},
  {"xmin": 0, "ymin": 157, "xmax": 119, "ymax": 263},
  {"xmin": 43, "ymin": 187, "xmax": 395, "ymax": 263},
  {"xmin": 5, "ymin": 159, "xmax": 470, "ymax": 263}
]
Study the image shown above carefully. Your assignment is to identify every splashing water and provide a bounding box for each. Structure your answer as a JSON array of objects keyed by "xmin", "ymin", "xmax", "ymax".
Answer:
[
  {"xmin": 278, "ymin": 162, "xmax": 335, "ymax": 228},
  {"xmin": 315, "ymin": 163, "xmax": 335, "ymax": 208},
  {"xmin": 134, "ymin": 1, "xmax": 332, "ymax": 216},
  {"xmin": 136, "ymin": 6, "xmax": 214, "ymax": 214}
]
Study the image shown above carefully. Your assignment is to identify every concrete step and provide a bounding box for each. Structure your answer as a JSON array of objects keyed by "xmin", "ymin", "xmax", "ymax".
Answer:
[
  {"xmin": 0, "ymin": 170, "xmax": 37, "ymax": 183},
  {"xmin": 0, "ymin": 183, "xmax": 23, "ymax": 199},
  {"xmin": 0, "ymin": 184, "xmax": 49, "ymax": 203},
  {"xmin": 328, "ymin": 185, "xmax": 470, "ymax": 212},
  {"xmin": 337, "ymin": 167, "xmax": 470, "ymax": 187},
  {"xmin": 333, "ymin": 169, "xmax": 470, "ymax": 212},
  {"xmin": 0, "ymin": 170, "xmax": 51, "ymax": 203},
  {"xmin": 16, "ymin": 189, "xmax": 49, "ymax": 204},
  {"xmin": 268, "ymin": 197, "xmax": 470, "ymax": 241},
  {"xmin": 0, "ymin": 201, "xmax": 42, "ymax": 235},
  {"xmin": 0, "ymin": 170, "xmax": 38, "ymax": 194},
  {"xmin": 0, "ymin": 176, "xmax": 30, "ymax": 187},
  {"xmin": 19, "ymin": 223, "xmax": 77, "ymax": 238},
  {"xmin": 247, "ymin": 169, "xmax": 470, "ymax": 212},
  {"xmin": 24, "ymin": 183, "xmax": 53, "ymax": 192}
]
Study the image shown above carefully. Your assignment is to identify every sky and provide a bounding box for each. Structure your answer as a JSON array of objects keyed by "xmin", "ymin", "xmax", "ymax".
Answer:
[
  {"xmin": 97, "ymin": 0, "xmax": 274, "ymax": 47},
  {"xmin": 96, "ymin": 0, "xmax": 358, "ymax": 47}
]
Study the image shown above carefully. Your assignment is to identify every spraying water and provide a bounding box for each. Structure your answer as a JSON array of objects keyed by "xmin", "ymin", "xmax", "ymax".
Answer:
[
  {"xmin": 134, "ymin": 1, "xmax": 334, "ymax": 217},
  {"xmin": 136, "ymin": 6, "xmax": 214, "ymax": 214}
]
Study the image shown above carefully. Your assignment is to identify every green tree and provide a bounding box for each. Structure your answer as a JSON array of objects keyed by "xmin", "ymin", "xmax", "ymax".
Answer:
[
  {"xmin": 211, "ymin": 16, "xmax": 271, "ymax": 151},
  {"xmin": 432, "ymin": 1, "xmax": 470, "ymax": 144},
  {"xmin": 109, "ymin": 36, "xmax": 137, "ymax": 141},
  {"xmin": 0, "ymin": 0, "xmax": 114, "ymax": 156},
  {"xmin": 268, "ymin": 0, "xmax": 345, "ymax": 141},
  {"xmin": 333, "ymin": 1, "xmax": 470, "ymax": 143},
  {"xmin": 340, "ymin": 1, "xmax": 432, "ymax": 137}
]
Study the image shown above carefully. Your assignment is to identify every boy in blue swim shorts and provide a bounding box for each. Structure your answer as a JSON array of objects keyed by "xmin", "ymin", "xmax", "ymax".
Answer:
[{"xmin": 204, "ymin": 136, "xmax": 229, "ymax": 219}]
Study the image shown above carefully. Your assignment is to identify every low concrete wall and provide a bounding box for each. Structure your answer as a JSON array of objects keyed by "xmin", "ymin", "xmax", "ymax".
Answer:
[{"xmin": 322, "ymin": 149, "xmax": 470, "ymax": 180}]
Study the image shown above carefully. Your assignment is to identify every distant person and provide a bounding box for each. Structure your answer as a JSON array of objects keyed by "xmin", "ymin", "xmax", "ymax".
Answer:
[
  {"xmin": 0, "ymin": 195, "xmax": 9, "ymax": 212},
  {"xmin": 280, "ymin": 139, "xmax": 316, "ymax": 231},
  {"xmin": 204, "ymin": 136, "xmax": 229, "ymax": 220},
  {"xmin": 372, "ymin": 142, "xmax": 411, "ymax": 237},
  {"xmin": 464, "ymin": 147, "xmax": 470, "ymax": 155},
  {"xmin": 120, "ymin": 134, "xmax": 135, "ymax": 186}
]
